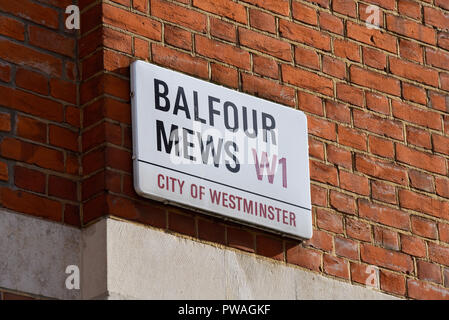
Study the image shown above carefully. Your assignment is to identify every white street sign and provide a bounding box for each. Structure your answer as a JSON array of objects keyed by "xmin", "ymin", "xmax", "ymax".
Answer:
[{"xmin": 131, "ymin": 61, "xmax": 312, "ymax": 239}]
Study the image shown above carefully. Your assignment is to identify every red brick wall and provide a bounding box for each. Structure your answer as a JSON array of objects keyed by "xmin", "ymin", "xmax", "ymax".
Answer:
[
  {"xmin": 2, "ymin": 0, "xmax": 449, "ymax": 300},
  {"xmin": 0, "ymin": 0, "xmax": 80, "ymax": 225}
]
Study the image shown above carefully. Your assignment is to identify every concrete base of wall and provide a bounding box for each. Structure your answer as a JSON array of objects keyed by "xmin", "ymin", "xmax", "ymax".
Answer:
[{"xmin": 0, "ymin": 209, "xmax": 397, "ymax": 300}]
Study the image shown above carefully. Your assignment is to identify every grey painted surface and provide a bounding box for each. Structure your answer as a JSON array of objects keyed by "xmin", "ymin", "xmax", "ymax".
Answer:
[{"xmin": 0, "ymin": 209, "xmax": 398, "ymax": 300}]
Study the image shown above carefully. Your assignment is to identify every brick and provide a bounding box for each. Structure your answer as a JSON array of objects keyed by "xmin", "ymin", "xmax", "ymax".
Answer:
[
  {"xmin": 0, "ymin": 161, "xmax": 7, "ymax": 181},
  {"xmin": 0, "ymin": 39, "xmax": 62, "ymax": 77},
  {"xmin": 333, "ymin": 39, "xmax": 360, "ymax": 62},
  {"xmin": 336, "ymin": 83, "xmax": 363, "ymax": 106},
  {"xmin": 433, "ymin": 134, "xmax": 449, "ymax": 156},
  {"xmin": 391, "ymin": 100, "xmax": 442, "ymax": 130},
  {"xmin": 398, "ymin": 0, "xmax": 421, "ymax": 20},
  {"xmin": 418, "ymin": 260, "xmax": 442, "ymax": 284},
  {"xmin": 408, "ymin": 279, "xmax": 449, "ymax": 300},
  {"xmin": 396, "ymin": 144, "xmax": 446, "ymax": 175},
  {"xmin": 333, "ymin": 0, "xmax": 356, "ymax": 17},
  {"xmin": 400, "ymin": 234, "xmax": 426, "ymax": 257},
  {"xmin": 1, "ymin": 138, "xmax": 64, "ymax": 172},
  {"xmin": 253, "ymin": 55, "xmax": 278, "ymax": 79},
  {"xmin": 406, "ymin": 126, "xmax": 431, "ymax": 149},
  {"xmin": 442, "ymin": 223, "xmax": 449, "ymax": 243},
  {"xmin": 380, "ymin": 270, "xmax": 406, "ymax": 295},
  {"xmin": 309, "ymin": 160, "xmax": 338, "ymax": 186},
  {"xmin": 239, "ymin": 28, "xmax": 291, "ymax": 61},
  {"xmin": 374, "ymin": 226, "xmax": 399, "ymax": 250},
  {"xmin": 134, "ymin": 38, "xmax": 150, "ymax": 60},
  {"xmin": 29, "ymin": 25, "xmax": 75, "ymax": 57},
  {"xmin": 1, "ymin": 187, "xmax": 62, "ymax": 222},
  {"xmin": 241, "ymin": 73, "xmax": 295, "ymax": 107},
  {"xmin": 350, "ymin": 65, "xmax": 400, "ymax": 96},
  {"xmin": 387, "ymin": 14, "xmax": 435, "ymax": 45},
  {"xmin": 195, "ymin": 35, "xmax": 250, "ymax": 70},
  {"xmin": 50, "ymin": 79, "xmax": 77, "ymax": 105},
  {"xmin": 164, "ymin": 25, "xmax": 191, "ymax": 51},
  {"xmin": 193, "ymin": 0, "xmax": 247, "ymax": 24},
  {"xmin": 198, "ymin": 219, "xmax": 225, "ymax": 245},
  {"xmin": 0, "ymin": 0, "xmax": 59, "ymax": 29},
  {"xmin": 316, "ymin": 208, "xmax": 343, "ymax": 234},
  {"xmin": 346, "ymin": 217, "xmax": 371, "ymax": 242},
  {"xmin": 436, "ymin": 176, "xmax": 449, "ymax": 199},
  {"xmin": 322, "ymin": 56, "xmax": 346, "ymax": 79},
  {"xmin": 303, "ymin": 0, "xmax": 329, "ymax": 8},
  {"xmin": 153, "ymin": 44, "xmax": 208, "ymax": 79},
  {"xmin": 358, "ymin": 199, "xmax": 410, "ymax": 230},
  {"xmin": 227, "ymin": 227, "xmax": 254, "ymax": 253},
  {"xmin": 298, "ymin": 91, "xmax": 323, "ymax": 116},
  {"xmin": 256, "ymin": 235, "xmax": 284, "ymax": 261},
  {"xmin": 355, "ymin": 154, "xmax": 408, "ymax": 185},
  {"xmin": 324, "ymin": 254, "xmax": 349, "ymax": 279},
  {"xmin": 210, "ymin": 17, "xmax": 236, "ymax": 43},
  {"xmin": 424, "ymin": 6, "xmax": 449, "ymax": 31},
  {"xmin": 353, "ymin": 109, "xmax": 403, "ymax": 141},
  {"xmin": 429, "ymin": 91, "xmax": 449, "ymax": 112},
  {"xmin": 307, "ymin": 116, "xmax": 336, "ymax": 141},
  {"xmin": 16, "ymin": 116, "xmax": 46, "ymax": 143},
  {"xmin": 435, "ymin": 0, "xmax": 449, "ymax": 10},
  {"xmin": 241, "ymin": 0, "xmax": 289, "ymax": 16},
  {"xmin": 326, "ymin": 145, "xmax": 352, "ymax": 169},
  {"xmin": 250, "ymin": 9, "xmax": 276, "ymax": 33},
  {"xmin": 103, "ymin": 28, "xmax": 133, "ymax": 55},
  {"xmin": 211, "ymin": 63, "xmax": 238, "ymax": 89},
  {"xmin": 282, "ymin": 64, "xmax": 333, "ymax": 96},
  {"xmin": 14, "ymin": 166, "xmax": 45, "ymax": 193},
  {"xmin": 372, "ymin": 180, "xmax": 396, "ymax": 204},
  {"xmin": 310, "ymin": 184, "xmax": 327, "ymax": 206},
  {"xmin": 369, "ymin": 135, "xmax": 394, "ymax": 159},
  {"xmin": 105, "ymin": 147, "xmax": 132, "ymax": 172},
  {"xmin": 49, "ymin": 175, "xmax": 77, "ymax": 201},
  {"xmin": 0, "ymin": 112, "xmax": 10, "ymax": 133},
  {"xmin": 429, "ymin": 242, "xmax": 449, "ymax": 266},
  {"xmin": 438, "ymin": 32, "xmax": 449, "ymax": 51},
  {"xmin": 15, "ymin": 68, "xmax": 48, "ymax": 95},
  {"xmin": 335, "ymin": 236, "xmax": 358, "ymax": 260},
  {"xmin": 292, "ymin": 2, "xmax": 317, "ymax": 25},
  {"xmin": 286, "ymin": 243, "xmax": 321, "ymax": 271},
  {"xmin": 402, "ymin": 83, "xmax": 426, "ymax": 105},
  {"xmin": 279, "ymin": 19, "xmax": 331, "ymax": 51},
  {"xmin": 326, "ymin": 100, "xmax": 350, "ymax": 123},
  {"xmin": 168, "ymin": 211, "xmax": 196, "ymax": 237},
  {"xmin": 305, "ymin": 229, "xmax": 332, "ymax": 252},
  {"xmin": 361, "ymin": 243, "xmax": 413, "ymax": 273},
  {"xmin": 152, "ymin": 0, "xmax": 206, "ymax": 32},
  {"xmin": 0, "ymin": 82, "xmax": 65, "ymax": 123},
  {"xmin": 330, "ymin": 190, "xmax": 356, "ymax": 215},
  {"xmin": 338, "ymin": 126, "xmax": 367, "ymax": 151},
  {"xmin": 340, "ymin": 171, "xmax": 370, "ymax": 196},
  {"xmin": 0, "ymin": 62, "xmax": 11, "ymax": 83},
  {"xmin": 49, "ymin": 125, "xmax": 78, "ymax": 152},
  {"xmin": 365, "ymin": 92, "xmax": 389, "ymax": 115},
  {"xmin": 362, "ymin": 47, "xmax": 386, "ymax": 70},
  {"xmin": 103, "ymin": 3, "xmax": 161, "ymax": 40},
  {"xmin": 389, "ymin": 57, "xmax": 439, "ymax": 87},
  {"xmin": 0, "ymin": 15, "xmax": 25, "ymax": 41},
  {"xmin": 346, "ymin": 21, "xmax": 396, "ymax": 53},
  {"xmin": 399, "ymin": 189, "xmax": 449, "ymax": 220},
  {"xmin": 294, "ymin": 46, "xmax": 320, "ymax": 70},
  {"xmin": 319, "ymin": 12, "xmax": 343, "ymax": 35},
  {"xmin": 399, "ymin": 39, "xmax": 423, "ymax": 63},
  {"xmin": 351, "ymin": 263, "xmax": 378, "ymax": 287},
  {"xmin": 107, "ymin": 194, "xmax": 167, "ymax": 228},
  {"xmin": 408, "ymin": 169, "xmax": 434, "ymax": 193},
  {"xmin": 82, "ymin": 148, "xmax": 105, "ymax": 176}
]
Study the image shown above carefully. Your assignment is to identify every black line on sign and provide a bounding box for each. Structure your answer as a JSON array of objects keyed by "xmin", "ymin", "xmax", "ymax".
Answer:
[{"xmin": 138, "ymin": 160, "xmax": 312, "ymax": 212}]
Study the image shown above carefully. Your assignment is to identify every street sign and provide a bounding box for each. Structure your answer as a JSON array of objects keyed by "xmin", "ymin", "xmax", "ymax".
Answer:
[{"xmin": 131, "ymin": 61, "xmax": 312, "ymax": 239}]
